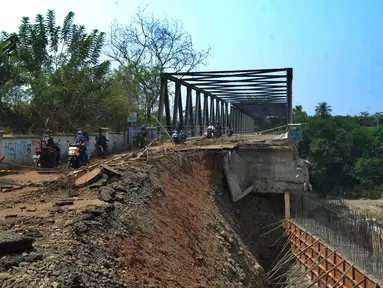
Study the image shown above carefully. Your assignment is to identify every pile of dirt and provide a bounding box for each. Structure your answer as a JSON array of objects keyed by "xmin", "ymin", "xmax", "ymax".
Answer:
[{"xmin": 0, "ymin": 152, "xmax": 271, "ymax": 288}]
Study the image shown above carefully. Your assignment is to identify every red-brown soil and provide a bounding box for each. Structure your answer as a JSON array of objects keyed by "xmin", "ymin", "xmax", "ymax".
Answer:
[
  {"xmin": 108, "ymin": 154, "xmax": 268, "ymax": 287},
  {"xmin": 0, "ymin": 152, "xmax": 270, "ymax": 288}
]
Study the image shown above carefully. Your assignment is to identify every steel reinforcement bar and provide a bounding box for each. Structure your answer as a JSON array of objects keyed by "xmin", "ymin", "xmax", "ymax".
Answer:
[{"xmin": 285, "ymin": 220, "xmax": 381, "ymax": 288}]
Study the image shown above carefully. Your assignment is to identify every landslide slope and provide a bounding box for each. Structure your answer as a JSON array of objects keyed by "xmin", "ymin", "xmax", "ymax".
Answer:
[{"xmin": 0, "ymin": 152, "xmax": 269, "ymax": 288}]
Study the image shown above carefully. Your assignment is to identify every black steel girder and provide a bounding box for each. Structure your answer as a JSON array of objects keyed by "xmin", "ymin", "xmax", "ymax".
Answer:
[{"xmin": 162, "ymin": 68, "xmax": 293, "ymax": 119}]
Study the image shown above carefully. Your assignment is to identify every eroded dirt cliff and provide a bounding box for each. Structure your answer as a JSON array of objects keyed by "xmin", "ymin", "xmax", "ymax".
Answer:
[{"xmin": 0, "ymin": 152, "xmax": 271, "ymax": 288}]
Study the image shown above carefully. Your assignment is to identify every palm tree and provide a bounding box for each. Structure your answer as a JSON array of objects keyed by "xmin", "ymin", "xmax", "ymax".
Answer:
[
  {"xmin": 292, "ymin": 105, "xmax": 308, "ymax": 123},
  {"xmin": 293, "ymin": 105, "xmax": 303, "ymax": 113},
  {"xmin": 0, "ymin": 33, "xmax": 19, "ymax": 87},
  {"xmin": 293, "ymin": 105, "xmax": 308, "ymax": 116},
  {"xmin": 315, "ymin": 102, "xmax": 332, "ymax": 118}
]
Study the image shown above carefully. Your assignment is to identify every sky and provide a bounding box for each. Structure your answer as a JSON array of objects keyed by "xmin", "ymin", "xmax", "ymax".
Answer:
[{"xmin": 1, "ymin": 0, "xmax": 382, "ymax": 116}]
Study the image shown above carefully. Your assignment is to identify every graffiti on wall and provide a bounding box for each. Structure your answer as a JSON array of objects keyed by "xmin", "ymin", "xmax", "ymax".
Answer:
[
  {"xmin": 31, "ymin": 139, "xmax": 41, "ymax": 146},
  {"xmin": 4, "ymin": 140, "xmax": 32, "ymax": 158}
]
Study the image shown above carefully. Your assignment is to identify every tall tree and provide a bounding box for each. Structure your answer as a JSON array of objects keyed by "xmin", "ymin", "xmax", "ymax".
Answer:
[
  {"xmin": 0, "ymin": 33, "xmax": 34, "ymax": 133},
  {"xmin": 101, "ymin": 65, "xmax": 142, "ymax": 130},
  {"xmin": 7, "ymin": 10, "xmax": 111, "ymax": 132},
  {"xmin": 315, "ymin": 102, "xmax": 332, "ymax": 118},
  {"xmin": 293, "ymin": 105, "xmax": 308, "ymax": 123},
  {"xmin": 293, "ymin": 105, "xmax": 304, "ymax": 113},
  {"xmin": 106, "ymin": 6, "xmax": 211, "ymax": 123},
  {"xmin": 0, "ymin": 33, "xmax": 18, "ymax": 103}
]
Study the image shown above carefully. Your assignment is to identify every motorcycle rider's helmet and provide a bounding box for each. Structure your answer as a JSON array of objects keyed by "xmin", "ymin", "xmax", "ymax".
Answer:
[
  {"xmin": 45, "ymin": 129, "xmax": 52, "ymax": 136},
  {"xmin": 141, "ymin": 124, "xmax": 146, "ymax": 129},
  {"xmin": 98, "ymin": 128, "xmax": 103, "ymax": 133}
]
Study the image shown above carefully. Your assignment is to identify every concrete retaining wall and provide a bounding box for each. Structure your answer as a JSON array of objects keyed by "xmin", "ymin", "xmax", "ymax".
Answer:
[{"xmin": 0, "ymin": 132, "xmax": 127, "ymax": 168}]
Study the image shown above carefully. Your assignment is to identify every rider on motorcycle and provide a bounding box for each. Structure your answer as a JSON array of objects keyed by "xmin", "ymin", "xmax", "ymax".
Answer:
[
  {"xmin": 41, "ymin": 129, "xmax": 58, "ymax": 167},
  {"xmin": 140, "ymin": 124, "xmax": 148, "ymax": 136},
  {"xmin": 173, "ymin": 122, "xmax": 186, "ymax": 144},
  {"xmin": 226, "ymin": 124, "xmax": 233, "ymax": 136},
  {"xmin": 138, "ymin": 124, "xmax": 148, "ymax": 149},
  {"xmin": 76, "ymin": 130, "xmax": 86, "ymax": 143},
  {"xmin": 96, "ymin": 128, "xmax": 108, "ymax": 152},
  {"xmin": 215, "ymin": 121, "xmax": 222, "ymax": 136},
  {"xmin": 176, "ymin": 122, "xmax": 183, "ymax": 133},
  {"xmin": 75, "ymin": 130, "xmax": 88, "ymax": 164},
  {"xmin": 207, "ymin": 123, "xmax": 215, "ymax": 131},
  {"xmin": 206, "ymin": 123, "xmax": 215, "ymax": 137}
]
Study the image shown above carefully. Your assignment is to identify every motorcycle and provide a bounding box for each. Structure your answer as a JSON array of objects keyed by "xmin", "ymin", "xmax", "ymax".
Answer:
[
  {"xmin": 204, "ymin": 126, "xmax": 214, "ymax": 139},
  {"xmin": 172, "ymin": 130, "xmax": 187, "ymax": 145},
  {"xmin": 213, "ymin": 128, "xmax": 222, "ymax": 138},
  {"xmin": 67, "ymin": 142, "xmax": 87, "ymax": 169},
  {"xmin": 94, "ymin": 142, "xmax": 108, "ymax": 158},
  {"xmin": 33, "ymin": 144, "xmax": 61, "ymax": 168}
]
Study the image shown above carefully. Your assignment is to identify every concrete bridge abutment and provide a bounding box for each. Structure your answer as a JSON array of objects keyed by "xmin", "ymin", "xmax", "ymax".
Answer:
[{"xmin": 223, "ymin": 142, "xmax": 310, "ymax": 218}]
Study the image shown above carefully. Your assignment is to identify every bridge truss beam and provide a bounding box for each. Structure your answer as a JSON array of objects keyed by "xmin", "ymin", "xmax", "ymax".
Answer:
[{"xmin": 157, "ymin": 68, "xmax": 293, "ymax": 135}]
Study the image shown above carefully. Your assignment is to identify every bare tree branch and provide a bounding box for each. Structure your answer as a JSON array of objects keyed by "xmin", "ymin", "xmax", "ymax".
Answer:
[
  {"xmin": 105, "ymin": 6, "xmax": 212, "ymax": 71},
  {"xmin": 104, "ymin": 6, "xmax": 211, "ymax": 123}
]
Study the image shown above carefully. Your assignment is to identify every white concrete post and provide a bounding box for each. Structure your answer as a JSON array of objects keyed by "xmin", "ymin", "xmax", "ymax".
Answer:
[
  {"xmin": 244, "ymin": 113, "xmax": 246, "ymax": 134},
  {"xmin": 237, "ymin": 110, "xmax": 240, "ymax": 134},
  {"xmin": 285, "ymin": 192, "xmax": 291, "ymax": 219},
  {"xmin": 240, "ymin": 111, "xmax": 242, "ymax": 134},
  {"xmin": 233, "ymin": 108, "xmax": 237, "ymax": 133},
  {"xmin": 243, "ymin": 113, "xmax": 246, "ymax": 133},
  {"xmin": 245, "ymin": 114, "xmax": 247, "ymax": 133}
]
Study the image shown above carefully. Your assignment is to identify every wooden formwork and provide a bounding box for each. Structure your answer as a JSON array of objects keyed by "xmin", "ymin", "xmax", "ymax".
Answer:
[{"xmin": 285, "ymin": 220, "xmax": 381, "ymax": 288}]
